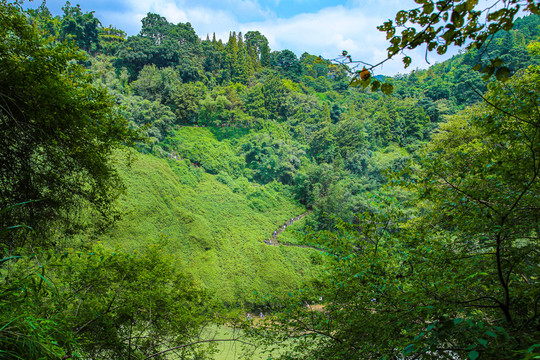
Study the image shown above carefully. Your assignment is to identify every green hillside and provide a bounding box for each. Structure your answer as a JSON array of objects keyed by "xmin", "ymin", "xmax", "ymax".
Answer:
[
  {"xmin": 2, "ymin": 1, "xmax": 539, "ymax": 359},
  {"xmin": 104, "ymin": 145, "xmax": 321, "ymax": 304}
]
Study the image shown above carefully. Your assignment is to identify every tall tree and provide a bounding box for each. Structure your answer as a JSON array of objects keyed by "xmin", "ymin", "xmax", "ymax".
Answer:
[
  {"xmin": 234, "ymin": 32, "xmax": 252, "ymax": 82},
  {"xmin": 115, "ymin": 13, "xmax": 201, "ymax": 78},
  {"xmin": 245, "ymin": 30, "xmax": 271, "ymax": 68},
  {"xmin": 0, "ymin": 0, "xmax": 137, "ymax": 248},
  {"xmin": 60, "ymin": 1, "xmax": 101, "ymax": 53},
  {"xmin": 272, "ymin": 49, "xmax": 302, "ymax": 81}
]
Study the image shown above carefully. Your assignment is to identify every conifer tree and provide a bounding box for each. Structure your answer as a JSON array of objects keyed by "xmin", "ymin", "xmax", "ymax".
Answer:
[
  {"xmin": 225, "ymin": 31, "xmax": 238, "ymax": 80},
  {"xmin": 234, "ymin": 32, "xmax": 252, "ymax": 82},
  {"xmin": 246, "ymin": 84, "xmax": 268, "ymax": 119}
]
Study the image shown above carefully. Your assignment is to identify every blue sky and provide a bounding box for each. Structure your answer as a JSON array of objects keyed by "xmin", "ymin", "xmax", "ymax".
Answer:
[{"xmin": 23, "ymin": 0, "xmax": 456, "ymax": 75}]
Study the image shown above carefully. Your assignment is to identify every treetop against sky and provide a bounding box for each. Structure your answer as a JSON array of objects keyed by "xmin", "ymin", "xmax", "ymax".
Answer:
[{"xmin": 23, "ymin": 0, "xmax": 461, "ymax": 75}]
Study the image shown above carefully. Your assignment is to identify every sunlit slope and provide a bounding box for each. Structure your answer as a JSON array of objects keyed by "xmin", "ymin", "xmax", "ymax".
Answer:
[{"xmin": 103, "ymin": 150, "xmax": 322, "ymax": 303}]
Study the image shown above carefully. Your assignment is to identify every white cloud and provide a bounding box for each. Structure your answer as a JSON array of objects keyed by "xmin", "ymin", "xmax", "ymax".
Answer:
[
  {"xmin": 242, "ymin": 1, "xmax": 457, "ymax": 75},
  {"xmin": 241, "ymin": 5, "xmax": 405, "ymax": 75},
  {"xmin": 116, "ymin": 0, "xmax": 267, "ymax": 40},
  {"xmin": 99, "ymin": 0, "xmax": 453, "ymax": 75}
]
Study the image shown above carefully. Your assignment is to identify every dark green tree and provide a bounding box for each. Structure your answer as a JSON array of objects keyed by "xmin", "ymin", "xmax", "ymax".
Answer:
[
  {"xmin": 114, "ymin": 13, "xmax": 201, "ymax": 78},
  {"xmin": 1, "ymin": 242, "xmax": 218, "ymax": 360},
  {"xmin": 262, "ymin": 73, "xmax": 287, "ymax": 120},
  {"xmin": 245, "ymin": 30, "xmax": 270, "ymax": 68},
  {"xmin": 60, "ymin": 1, "xmax": 101, "ymax": 53},
  {"xmin": 26, "ymin": 0, "xmax": 59, "ymax": 37},
  {"xmin": 252, "ymin": 66, "xmax": 540, "ymax": 360},
  {"xmin": 0, "ymin": 0, "xmax": 137, "ymax": 247},
  {"xmin": 245, "ymin": 84, "xmax": 269, "ymax": 119},
  {"xmin": 233, "ymin": 32, "xmax": 251, "ymax": 82},
  {"xmin": 272, "ymin": 49, "xmax": 302, "ymax": 81}
]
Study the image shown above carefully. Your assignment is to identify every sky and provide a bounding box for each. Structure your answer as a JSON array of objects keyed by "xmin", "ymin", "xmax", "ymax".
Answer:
[{"xmin": 22, "ymin": 0, "xmax": 458, "ymax": 76}]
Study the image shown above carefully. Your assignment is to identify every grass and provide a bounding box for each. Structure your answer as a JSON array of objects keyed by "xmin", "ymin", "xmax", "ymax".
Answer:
[
  {"xmin": 204, "ymin": 324, "xmax": 294, "ymax": 360},
  {"xmin": 93, "ymin": 148, "xmax": 323, "ymax": 304},
  {"xmin": 206, "ymin": 326, "xmax": 268, "ymax": 360}
]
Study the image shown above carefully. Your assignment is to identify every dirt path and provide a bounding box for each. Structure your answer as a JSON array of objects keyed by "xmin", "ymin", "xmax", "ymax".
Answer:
[{"xmin": 263, "ymin": 211, "xmax": 323, "ymax": 251}]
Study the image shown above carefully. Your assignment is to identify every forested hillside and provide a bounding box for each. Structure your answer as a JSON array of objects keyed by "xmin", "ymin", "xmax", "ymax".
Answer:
[{"xmin": 1, "ymin": 0, "xmax": 539, "ymax": 359}]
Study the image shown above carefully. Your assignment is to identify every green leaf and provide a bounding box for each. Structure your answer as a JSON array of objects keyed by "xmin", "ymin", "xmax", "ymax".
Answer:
[
  {"xmin": 495, "ymin": 66, "xmax": 511, "ymax": 82},
  {"xmin": 403, "ymin": 344, "xmax": 415, "ymax": 355},
  {"xmin": 422, "ymin": 1, "xmax": 434, "ymax": 14},
  {"xmin": 0, "ymin": 255, "xmax": 21, "ymax": 265},
  {"xmin": 360, "ymin": 78, "xmax": 371, "ymax": 89},
  {"xmin": 403, "ymin": 56, "xmax": 412, "ymax": 68},
  {"xmin": 436, "ymin": 45, "xmax": 447, "ymax": 55},
  {"xmin": 381, "ymin": 82, "xmax": 393, "ymax": 95},
  {"xmin": 349, "ymin": 77, "xmax": 361, "ymax": 87},
  {"xmin": 469, "ymin": 350, "xmax": 479, "ymax": 360},
  {"xmin": 486, "ymin": 330, "xmax": 497, "ymax": 337},
  {"xmin": 478, "ymin": 338, "xmax": 487, "ymax": 347}
]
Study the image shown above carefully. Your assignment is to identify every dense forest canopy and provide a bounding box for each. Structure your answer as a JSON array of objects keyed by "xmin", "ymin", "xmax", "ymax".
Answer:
[{"xmin": 1, "ymin": 0, "xmax": 539, "ymax": 359}]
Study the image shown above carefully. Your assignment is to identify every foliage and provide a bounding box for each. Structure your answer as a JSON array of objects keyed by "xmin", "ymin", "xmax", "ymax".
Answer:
[
  {"xmin": 402, "ymin": 66, "xmax": 540, "ymax": 357},
  {"xmin": 118, "ymin": 94, "xmax": 176, "ymax": 147},
  {"xmin": 0, "ymin": 242, "xmax": 217, "ymax": 360},
  {"xmin": 249, "ymin": 66, "xmax": 540, "ymax": 359},
  {"xmin": 379, "ymin": 0, "xmax": 539, "ymax": 64},
  {"xmin": 240, "ymin": 133, "xmax": 306, "ymax": 185},
  {"xmin": 344, "ymin": 1, "xmax": 540, "ymax": 92},
  {"xmin": 114, "ymin": 13, "xmax": 201, "ymax": 78},
  {"xmin": 60, "ymin": 1, "xmax": 101, "ymax": 53},
  {"xmin": 0, "ymin": 1, "xmax": 138, "ymax": 248},
  {"xmin": 10, "ymin": 3, "xmax": 540, "ymax": 359}
]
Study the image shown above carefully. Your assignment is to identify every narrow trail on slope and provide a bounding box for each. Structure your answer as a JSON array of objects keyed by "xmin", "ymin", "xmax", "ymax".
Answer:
[{"xmin": 263, "ymin": 211, "xmax": 324, "ymax": 251}]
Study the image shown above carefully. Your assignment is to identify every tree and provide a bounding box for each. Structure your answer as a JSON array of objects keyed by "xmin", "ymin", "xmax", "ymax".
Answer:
[
  {"xmin": 262, "ymin": 73, "xmax": 287, "ymax": 120},
  {"xmin": 0, "ymin": 242, "xmax": 218, "ymax": 360},
  {"xmin": 60, "ymin": 1, "xmax": 101, "ymax": 53},
  {"xmin": 0, "ymin": 1, "xmax": 137, "ymax": 248},
  {"xmin": 408, "ymin": 66, "xmax": 540, "ymax": 351},
  {"xmin": 234, "ymin": 32, "xmax": 252, "ymax": 82},
  {"xmin": 344, "ymin": 0, "xmax": 540, "ymax": 92},
  {"xmin": 119, "ymin": 94, "xmax": 176, "ymax": 147},
  {"xmin": 170, "ymin": 81, "xmax": 206, "ymax": 124},
  {"xmin": 272, "ymin": 49, "xmax": 303, "ymax": 81},
  {"xmin": 245, "ymin": 83, "xmax": 269, "ymax": 119},
  {"xmin": 114, "ymin": 13, "xmax": 201, "ymax": 78},
  {"xmin": 98, "ymin": 25, "xmax": 126, "ymax": 55},
  {"xmin": 240, "ymin": 133, "xmax": 305, "ymax": 185},
  {"xmin": 378, "ymin": 0, "xmax": 539, "ymax": 65},
  {"xmin": 26, "ymin": 0, "xmax": 60, "ymax": 38},
  {"xmin": 129, "ymin": 65, "xmax": 181, "ymax": 104},
  {"xmin": 252, "ymin": 66, "xmax": 540, "ymax": 360},
  {"xmin": 245, "ymin": 30, "xmax": 270, "ymax": 68}
]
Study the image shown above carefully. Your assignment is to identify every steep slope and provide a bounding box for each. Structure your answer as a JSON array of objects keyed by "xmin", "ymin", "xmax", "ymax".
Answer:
[{"xmin": 101, "ymin": 149, "xmax": 322, "ymax": 304}]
